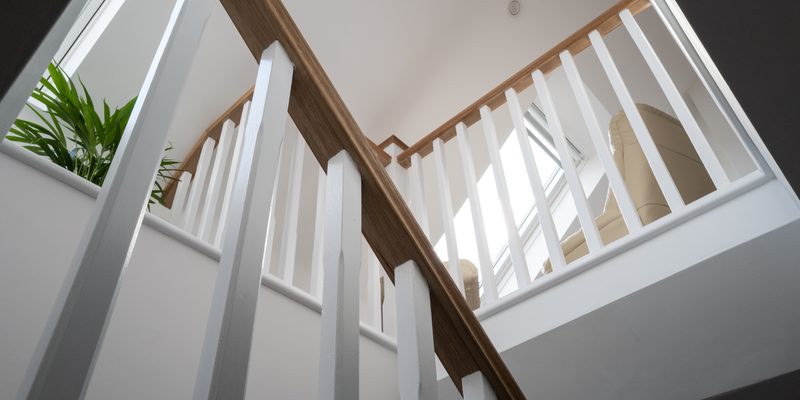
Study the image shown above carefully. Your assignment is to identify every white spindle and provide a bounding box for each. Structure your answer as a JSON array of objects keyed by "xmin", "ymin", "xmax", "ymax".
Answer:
[
  {"xmin": 277, "ymin": 131, "xmax": 305, "ymax": 284},
  {"xmin": 620, "ymin": 9, "xmax": 729, "ymax": 188},
  {"xmin": 395, "ymin": 260, "xmax": 437, "ymax": 400},
  {"xmin": 197, "ymin": 120, "xmax": 234, "ymax": 241},
  {"xmin": 183, "ymin": 137, "xmax": 216, "ymax": 233},
  {"xmin": 590, "ymin": 30, "xmax": 685, "ymax": 211},
  {"xmin": 214, "ymin": 102, "xmax": 251, "ymax": 247},
  {"xmin": 194, "ymin": 42, "xmax": 294, "ymax": 400},
  {"xmin": 169, "ymin": 171, "xmax": 192, "ymax": 224},
  {"xmin": 366, "ymin": 246, "xmax": 383, "ymax": 329},
  {"xmin": 530, "ymin": 71, "xmax": 603, "ymax": 252},
  {"xmin": 432, "ymin": 138, "xmax": 465, "ymax": 294},
  {"xmin": 309, "ymin": 167, "xmax": 326, "ymax": 299},
  {"xmin": 408, "ymin": 153, "xmax": 431, "ymax": 238},
  {"xmin": 455, "ymin": 122, "xmax": 498, "ymax": 303},
  {"xmin": 463, "ymin": 372, "xmax": 497, "ymax": 400},
  {"xmin": 18, "ymin": 0, "xmax": 216, "ymax": 397},
  {"xmin": 507, "ymin": 88, "xmax": 566, "ymax": 271},
  {"xmin": 0, "ymin": 0, "xmax": 91, "ymax": 139},
  {"xmin": 560, "ymin": 51, "xmax": 643, "ymax": 233},
  {"xmin": 479, "ymin": 106, "xmax": 531, "ymax": 285},
  {"xmin": 318, "ymin": 150, "xmax": 362, "ymax": 400}
]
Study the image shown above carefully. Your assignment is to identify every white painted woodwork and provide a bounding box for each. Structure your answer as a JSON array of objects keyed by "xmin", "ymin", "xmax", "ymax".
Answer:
[
  {"xmin": 277, "ymin": 131, "xmax": 305, "ymax": 285},
  {"xmin": 169, "ymin": 171, "xmax": 192, "ymax": 224},
  {"xmin": 462, "ymin": 371, "xmax": 497, "ymax": 400},
  {"xmin": 455, "ymin": 122, "xmax": 499, "ymax": 303},
  {"xmin": 0, "ymin": 0, "xmax": 91, "ymax": 140},
  {"xmin": 531, "ymin": 71, "xmax": 603, "ymax": 252},
  {"xmin": 409, "ymin": 153, "xmax": 431, "ymax": 238},
  {"xmin": 183, "ymin": 138, "xmax": 216, "ymax": 233},
  {"xmin": 366, "ymin": 246, "xmax": 383, "ymax": 329},
  {"xmin": 590, "ymin": 30, "xmax": 685, "ymax": 211},
  {"xmin": 431, "ymin": 138, "xmax": 465, "ymax": 294},
  {"xmin": 261, "ymin": 135, "xmax": 286, "ymax": 277},
  {"xmin": 560, "ymin": 51, "xmax": 643, "ymax": 233},
  {"xmin": 197, "ymin": 120, "xmax": 234, "ymax": 241},
  {"xmin": 620, "ymin": 9, "xmax": 729, "ymax": 188},
  {"xmin": 318, "ymin": 150, "xmax": 362, "ymax": 400},
  {"xmin": 394, "ymin": 261, "xmax": 437, "ymax": 400},
  {"xmin": 17, "ymin": 0, "xmax": 216, "ymax": 398},
  {"xmin": 214, "ymin": 102, "xmax": 251, "ymax": 247},
  {"xmin": 309, "ymin": 167, "xmax": 326, "ymax": 299},
  {"xmin": 193, "ymin": 42, "xmax": 294, "ymax": 400},
  {"xmin": 507, "ymin": 87, "xmax": 564, "ymax": 274}
]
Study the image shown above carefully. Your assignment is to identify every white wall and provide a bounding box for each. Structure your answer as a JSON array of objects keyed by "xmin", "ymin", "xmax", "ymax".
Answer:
[{"xmin": 0, "ymin": 146, "xmax": 398, "ymax": 399}]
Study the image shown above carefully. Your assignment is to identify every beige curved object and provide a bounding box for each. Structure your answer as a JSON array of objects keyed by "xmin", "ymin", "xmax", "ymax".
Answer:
[
  {"xmin": 443, "ymin": 259, "xmax": 481, "ymax": 310},
  {"xmin": 544, "ymin": 104, "xmax": 715, "ymax": 273}
]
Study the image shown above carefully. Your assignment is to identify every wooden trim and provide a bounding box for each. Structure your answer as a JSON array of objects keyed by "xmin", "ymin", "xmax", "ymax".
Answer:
[
  {"xmin": 163, "ymin": 87, "xmax": 254, "ymax": 207},
  {"xmin": 378, "ymin": 134, "xmax": 410, "ymax": 151},
  {"xmin": 221, "ymin": 0, "xmax": 525, "ymax": 397},
  {"xmin": 396, "ymin": 0, "xmax": 652, "ymax": 167}
]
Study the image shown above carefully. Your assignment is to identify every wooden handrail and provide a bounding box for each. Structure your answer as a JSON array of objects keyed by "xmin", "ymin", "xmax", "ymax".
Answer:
[
  {"xmin": 221, "ymin": 0, "xmax": 525, "ymax": 397},
  {"xmin": 396, "ymin": 0, "xmax": 652, "ymax": 167}
]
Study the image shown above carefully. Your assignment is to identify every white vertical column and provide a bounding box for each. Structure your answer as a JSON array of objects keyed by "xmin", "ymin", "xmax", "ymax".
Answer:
[
  {"xmin": 0, "ymin": 0, "xmax": 91, "ymax": 139},
  {"xmin": 17, "ymin": 0, "xmax": 217, "ymax": 398},
  {"xmin": 277, "ymin": 131, "xmax": 305, "ymax": 285},
  {"xmin": 193, "ymin": 42, "xmax": 294, "ymax": 400},
  {"xmin": 395, "ymin": 261, "xmax": 437, "ymax": 400},
  {"xmin": 214, "ymin": 102, "xmax": 251, "ymax": 247},
  {"xmin": 197, "ymin": 120, "xmax": 235, "ymax": 241},
  {"xmin": 463, "ymin": 372, "xmax": 497, "ymax": 400},
  {"xmin": 479, "ymin": 106, "xmax": 531, "ymax": 285},
  {"xmin": 530, "ymin": 72, "xmax": 603, "ymax": 252},
  {"xmin": 408, "ymin": 153, "xmax": 431, "ymax": 238},
  {"xmin": 560, "ymin": 51, "xmax": 643, "ymax": 233},
  {"xmin": 365, "ymin": 246, "xmax": 383, "ymax": 329},
  {"xmin": 309, "ymin": 167, "xmax": 326, "ymax": 299},
  {"xmin": 169, "ymin": 171, "xmax": 193, "ymax": 224},
  {"xmin": 183, "ymin": 138, "xmax": 216, "ymax": 233},
  {"xmin": 455, "ymin": 122, "xmax": 498, "ymax": 303},
  {"xmin": 318, "ymin": 150, "xmax": 362, "ymax": 400},
  {"xmin": 590, "ymin": 30, "xmax": 685, "ymax": 211},
  {"xmin": 431, "ymin": 138, "xmax": 465, "ymax": 294},
  {"xmin": 620, "ymin": 9, "xmax": 729, "ymax": 188},
  {"xmin": 507, "ymin": 88, "xmax": 567, "ymax": 272}
]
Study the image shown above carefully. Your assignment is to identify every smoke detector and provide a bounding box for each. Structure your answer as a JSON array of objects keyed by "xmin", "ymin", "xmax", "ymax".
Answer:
[{"xmin": 509, "ymin": 0, "xmax": 521, "ymax": 16}]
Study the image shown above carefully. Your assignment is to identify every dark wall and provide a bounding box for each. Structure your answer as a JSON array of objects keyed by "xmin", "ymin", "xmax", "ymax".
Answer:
[
  {"xmin": 1, "ymin": 2, "xmax": 72, "ymax": 99},
  {"xmin": 675, "ymin": 0, "xmax": 800, "ymax": 194}
]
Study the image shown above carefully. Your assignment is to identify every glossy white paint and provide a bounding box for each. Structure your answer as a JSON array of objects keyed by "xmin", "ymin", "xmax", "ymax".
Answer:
[
  {"xmin": 170, "ymin": 171, "xmax": 193, "ymax": 224},
  {"xmin": 310, "ymin": 167, "xmax": 326, "ymax": 299},
  {"xmin": 395, "ymin": 261, "xmax": 437, "ymax": 400},
  {"xmin": 277, "ymin": 131, "xmax": 305, "ymax": 285},
  {"xmin": 432, "ymin": 138, "xmax": 465, "ymax": 294},
  {"xmin": 183, "ymin": 138, "xmax": 216, "ymax": 233},
  {"xmin": 214, "ymin": 101, "xmax": 251, "ymax": 247},
  {"xmin": 409, "ymin": 153, "xmax": 431, "ymax": 238},
  {"xmin": 197, "ymin": 120, "xmax": 234, "ymax": 241}
]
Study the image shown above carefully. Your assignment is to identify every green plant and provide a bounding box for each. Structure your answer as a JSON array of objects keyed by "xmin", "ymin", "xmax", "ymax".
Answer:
[{"xmin": 7, "ymin": 63, "xmax": 179, "ymax": 207}]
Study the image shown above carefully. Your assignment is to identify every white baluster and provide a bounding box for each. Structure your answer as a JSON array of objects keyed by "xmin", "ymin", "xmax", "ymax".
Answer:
[
  {"xmin": 169, "ymin": 171, "xmax": 193, "ymax": 224},
  {"xmin": 560, "ymin": 50, "xmax": 643, "ymax": 233},
  {"xmin": 193, "ymin": 42, "xmax": 294, "ymax": 400},
  {"xmin": 277, "ymin": 130, "xmax": 305, "ymax": 285},
  {"xmin": 309, "ymin": 167, "xmax": 326, "ymax": 299},
  {"xmin": 366, "ymin": 246, "xmax": 383, "ymax": 329},
  {"xmin": 17, "ymin": 0, "xmax": 216, "ymax": 397},
  {"xmin": 0, "ymin": 0, "xmax": 91, "ymax": 139},
  {"xmin": 455, "ymin": 122, "xmax": 498, "ymax": 303},
  {"xmin": 409, "ymin": 153, "xmax": 431, "ymax": 238},
  {"xmin": 479, "ymin": 106, "xmax": 531, "ymax": 284},
  {"xmin": 590, "ymin": 30, "xmax": 685, "ymax": 211},
  {"xmin": 183, "ymin": 137, "xmax": 216, "ymax": 233},
  {"xmin": 432, "ymin": 138, "xmax": 465, "ymax": 294},
  {"xmin": 214, "ymin": 102, "xmax": 251, "ymax": 247},
  {"xmin": 530, "ymin": 71, "xmax": 603, "ymax": 252},
  {"xmin": 463, "ymin": 372, "xmax": 497, "ymax": 400},
  {"xmin": 620, "ymin": 9, "xmax": 729, "ymax": 188},
  {"xmin": 318, "ymin": 150, "xmax": 362, "ymax": 400},
  {"xmin": 197, "ymin": 120, "xmax": 234, "ymax": 241},
  {"xmin": 395, "ymin": 260, "xmax": 437, "ymax": 400},
  {"xmin": 507, "ymin": 88, "xmax": 566, "ymax": 272}
]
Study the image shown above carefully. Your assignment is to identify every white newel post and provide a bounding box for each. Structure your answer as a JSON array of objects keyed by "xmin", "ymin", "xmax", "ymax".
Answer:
[
  {"xmin": 463, "ymin": 372, "xmax": 497, "ymax": 400},
  {"xmin": 17, "ymin": 1, "xmax": 216, "ymax": 398},
  {"xmin": 318, "ymin": 150, "xmax": 362, "ymax": 400},
  {"xmin": 395, "ymin": 261, "xmax": 437, "ymax": 400},
  {"xmin": 193, "ymin": 42, "xmax": 294, "ymax": 400},
  {"xmin": 0, "ymin": 0, "xmax": 91, "ymax": 139}
]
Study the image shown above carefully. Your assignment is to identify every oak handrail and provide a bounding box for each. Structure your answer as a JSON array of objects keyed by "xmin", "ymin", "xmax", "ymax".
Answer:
[
  {"xmin": 220, "ymin": 0, "xmax": 524, "ymax": 397},
  {"xmin": 395, "ymin": 0, "xmax": 652, "ymax": 167}
]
